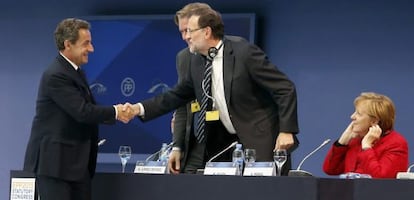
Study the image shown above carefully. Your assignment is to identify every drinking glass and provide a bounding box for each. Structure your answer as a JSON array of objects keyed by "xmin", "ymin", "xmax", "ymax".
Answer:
[
  {"xmin": 118, "ymin": 145, "xmax": 132, "ymax": 173},
  {"xmin": 244, "ymin": 149, "xmax": 256, "ymax": 164},
  {"xmin": 273, "ymin": 149, "xmax": 287, "ymax": 176}
]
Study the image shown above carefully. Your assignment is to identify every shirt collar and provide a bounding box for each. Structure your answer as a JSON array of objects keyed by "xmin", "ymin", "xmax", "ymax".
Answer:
[
  {"xmin": 215, "ymin": 40, "xmax": 224, "ymax": 58},
  {"xmin": 59, "ymin": 52, "xmax": 80, "ymax": 71}
]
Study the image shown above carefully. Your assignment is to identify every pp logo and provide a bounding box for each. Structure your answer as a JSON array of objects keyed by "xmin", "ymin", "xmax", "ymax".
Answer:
[
  {"xmin": 89, "ymin": 83, "xmax": 107, "ymax": 95},
  {"xmin": 121, "ymin": 77, "xmax": 135, "ymax": 97}
]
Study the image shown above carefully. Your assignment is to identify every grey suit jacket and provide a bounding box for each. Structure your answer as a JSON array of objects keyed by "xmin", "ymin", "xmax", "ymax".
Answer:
[
  {"xmin": 172, "ymin": 48, "xmax": 194, "ymax": 170},
  {"xmin": 142, "ymin": 35, "xmax": 299, "ymax": 161},
  {"xmin": 23, "ymin": 55, "xmax": 116, "ymax": 181}
]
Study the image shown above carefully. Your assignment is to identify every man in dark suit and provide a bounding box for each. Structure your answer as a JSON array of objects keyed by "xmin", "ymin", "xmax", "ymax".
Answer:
[
  {"xmin": 128, "ymin": 7, "xmax": 299, "ymax": 174},
  {"xmin": 23, "ymin": 18, "xmax": 133, "ymax": 200},
  {"xmin": 169, "ymin": 2, "xmax": 212, "ymax": 174}
]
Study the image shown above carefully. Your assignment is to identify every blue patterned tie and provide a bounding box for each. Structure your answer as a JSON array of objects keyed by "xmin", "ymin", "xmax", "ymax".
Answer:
[{"xmin": 195, "ymin": 59, "xmax": 213, "ymax": 143}]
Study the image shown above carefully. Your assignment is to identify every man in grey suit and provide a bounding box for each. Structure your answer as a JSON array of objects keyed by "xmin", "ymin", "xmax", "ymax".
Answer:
[
  {"xmin": 23, "ymin": 18, "xmax": 133, "ymax": 200},
  {"xmin": 128, "ymin": 7, "xmax": 299, "ymax": 174},
  {"xmin": 169, "ymin": 2, "xmax": 212, "ymax": 174}
]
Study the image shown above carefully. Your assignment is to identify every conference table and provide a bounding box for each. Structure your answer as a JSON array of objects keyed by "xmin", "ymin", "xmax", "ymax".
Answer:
[{"xmin": 10, "ymin": 170, "xmax": 414, "ymax": 200}]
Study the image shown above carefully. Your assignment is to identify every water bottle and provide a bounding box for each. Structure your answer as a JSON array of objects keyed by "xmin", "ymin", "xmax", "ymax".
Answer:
[
  {"xmin": 158, "ymin": 143, "xmax": 169, "ymax": 162},
  {"xmin": 232, "ymin": 143, "xmax": 244, "ymax": 176}
]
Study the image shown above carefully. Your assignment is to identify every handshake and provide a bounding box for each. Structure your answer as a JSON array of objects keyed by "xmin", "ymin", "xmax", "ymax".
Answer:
[{"xmin": 115, "ymin": 102, "xmax": 141, "ymax": 123}]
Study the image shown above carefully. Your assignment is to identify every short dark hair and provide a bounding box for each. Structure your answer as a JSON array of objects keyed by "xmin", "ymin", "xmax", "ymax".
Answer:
[
  {"xmin": 54, "ymin": 18, "xmax": 90, "ymax": 51},
  {"xmin": 174, "ymin": 2, "xmax": 211, "ymax": 25},
  {"xmin": 190, "ymin": 8, "xmax": 224, "ymax": 39}
]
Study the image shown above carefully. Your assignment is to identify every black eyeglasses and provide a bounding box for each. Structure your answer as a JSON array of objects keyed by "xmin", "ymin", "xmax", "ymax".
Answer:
[{"xmin": 186, "ymin": 27, "xmax": 205, "ymax": 34}]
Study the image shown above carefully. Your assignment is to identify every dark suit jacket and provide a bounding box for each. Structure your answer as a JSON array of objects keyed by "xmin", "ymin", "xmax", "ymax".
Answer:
[
  {"xmin": 23, "ymin": 55, "xmax": 116, "ymax": 181},
  {"xmin": 172, "ymin": 48, "xmax": 194, "ymax": 170},
  {"xmin": 142, "ymin": 36, "xmax": 299, "ymax": 161}
]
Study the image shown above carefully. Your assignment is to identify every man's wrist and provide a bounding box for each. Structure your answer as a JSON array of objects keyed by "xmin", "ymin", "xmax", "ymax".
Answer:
[
  {"xmin": 137, "ymin": 103, "xmax": 145, "ymax": 116},
  {"xmin": 172, "ymin": 147, "xmax": 181, "ymax": 151},
  {"xmin": 113, "ymin": 105, "xmax": 118, "ymax": 119}
]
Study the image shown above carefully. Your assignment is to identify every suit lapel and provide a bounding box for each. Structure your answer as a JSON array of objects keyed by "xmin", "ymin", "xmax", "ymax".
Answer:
[
  {"xmin": 222, "ymin": 39, "xmax": 235, "ymax": 105},
  {"xmin": 77, "ymin": 69, "xmax": 96, "ymax": 103},
  {"xmin": 76, "ymin": 71, "xmax": 95, "ymax": 104},
  {"xmin": 58, "ymin": 55, "xmax": 95, "ymax": 104}
]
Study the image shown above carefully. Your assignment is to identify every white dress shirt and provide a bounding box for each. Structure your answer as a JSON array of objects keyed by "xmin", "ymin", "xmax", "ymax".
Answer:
[{"xmin": 211, "ymin": 41, "xmax": 236, "ymax": 134}]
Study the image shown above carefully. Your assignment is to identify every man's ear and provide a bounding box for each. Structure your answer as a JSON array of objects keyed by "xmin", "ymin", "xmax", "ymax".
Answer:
[
  {"xmin": 204, "ymin": 26, "xmax": 212, "ymax": 38},
  {"xmin": 64, "ymin": 40, "xmax": 71, "ymax": 50}
]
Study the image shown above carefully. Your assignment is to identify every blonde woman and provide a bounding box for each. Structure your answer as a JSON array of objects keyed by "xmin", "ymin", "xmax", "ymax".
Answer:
[{"xmin": 323, "ymin": 92, "xmax": 408, "ymax": 178}]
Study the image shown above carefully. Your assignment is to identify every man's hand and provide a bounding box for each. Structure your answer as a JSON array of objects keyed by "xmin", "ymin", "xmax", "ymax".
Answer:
[
  {"xmin": 274, "ymin": 132, "xmax": 294, "ymax": 151},
  {"xmin": 115, "ymin": 102, "xmax": 139, "ymax": 123},
  {"xmin": 168, "ymin": 150, "xmax": 181, "ymax": 174}
]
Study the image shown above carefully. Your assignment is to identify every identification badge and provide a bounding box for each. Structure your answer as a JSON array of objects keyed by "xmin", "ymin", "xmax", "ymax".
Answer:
[
  {"xmin": 10, "ymin": 178, "xmax": 36, "ymax": 200},
  {"xmin": 206, "ymin": 110, "xmax": 219, "ymax": 121},
  {"xmin": 191, "ymin": 102, "xmax": 200, "ymax": 113}
]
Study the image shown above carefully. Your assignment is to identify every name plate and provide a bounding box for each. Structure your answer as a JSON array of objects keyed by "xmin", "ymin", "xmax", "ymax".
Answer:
[
  {"xmin": 243, "ymin": 162, "xmax": 275, "ymax": 176},
  {"xmin": 204, "ymin": 162, "xmax": 237, "ymax": 175},
  {"xmin": 10, "ymin": 178, "xmax": 36, "ymax": 200},
  {"xmin": 134, "ymin": 161, "xmax": 168, "ymax": 174}
]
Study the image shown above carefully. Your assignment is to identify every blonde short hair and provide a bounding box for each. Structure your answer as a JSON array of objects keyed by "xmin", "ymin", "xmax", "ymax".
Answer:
[{"xmin": 354, "ymin": 92, "xmax": 395, "ymax": 131}]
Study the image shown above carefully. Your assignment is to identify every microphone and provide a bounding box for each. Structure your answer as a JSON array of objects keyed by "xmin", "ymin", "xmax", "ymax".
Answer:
[
  {"xmin": 288, "ymin": 139, "xmax": 331, "ymax": 177},
  {"xmin": 396, "ymin": 163, "xmax": 414, "ymax": 179},
  {"xmin": 145, "ymin": 142, "xmax": 174, "ymax": 162},
  {"xmin": 98, "ymin": 139, "xmax": 106, "ymax": 146},
  {"xmin": 207, "ymin": 141, "xmax": 238, "ymax": 163}
]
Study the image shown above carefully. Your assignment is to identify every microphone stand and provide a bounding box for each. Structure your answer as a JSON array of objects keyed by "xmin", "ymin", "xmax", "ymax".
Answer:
[
  {"xmin": 145, "ymin": 142, "xmax": 174, "ymax": 162},
  {"xmin": 206, "ymin": 141, "xmax": 238, "ymax": 163},
  {"xmin": 288, "ymin": 139, "xmax": 331, "ymax": 177}
]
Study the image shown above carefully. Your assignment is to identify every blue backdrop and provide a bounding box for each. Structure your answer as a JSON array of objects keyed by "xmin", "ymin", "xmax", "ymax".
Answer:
[
  {"xmin": 84, "ymin": 14, "xmax": 256, "ymax": 154},
  {"xmin": 1, "ymin": 1, "xmax": 414, "ymax": 199}
]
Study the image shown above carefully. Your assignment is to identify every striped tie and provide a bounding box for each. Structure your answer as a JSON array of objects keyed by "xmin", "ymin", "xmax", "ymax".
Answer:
[{"xmin": 195, "ymin": 59, "xmax": 213, "ymax": 143}]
